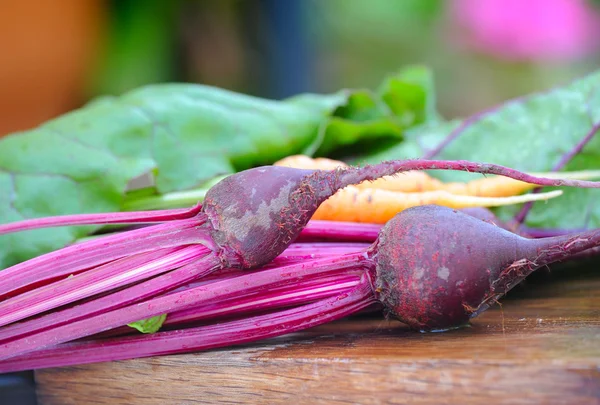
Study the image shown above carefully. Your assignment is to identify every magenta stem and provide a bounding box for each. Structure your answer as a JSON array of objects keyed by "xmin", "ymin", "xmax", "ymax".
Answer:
[
  {"xmin": 0, "ymin": 252, "xmax": 370, "ymax": 360},
  {"xmin": 92, "ymin": 263, "xmax": 367, "ymax": 340},
  {"xmin": 164, "ymin": 274, "xmax": 363, "ymax": 326},
  {"xmin": 0, "ymin": 280, "xmax": 375, "ymax": 372},
  {"xmin": 281, "ymin": 241, "xmax": 372, "ymax": 253},
  {"xmin": 98, "ymin": 272, "xmax": 364, "ymax": 339},
  {"xmin": 0, "ymin": 253, "xmax": 222, "ymax": 345},
  {"xmin": 273, "ymin": 242, "xmax": 371, "ymax": 262},
  {"xmin": 0, "ymin": 245, "xmax": 210, "ymax": 328},
  {"xmin": 298, "ymin": 220, "xmax": 381, "ymax": 242},
  {"xmin": 0, "ymin": 204, "xmax": 203, "ymax": 235},
  {"xmin": 127, "ymin": 242, "xmax": 370, "ymax": 295},
  {"xmin": 0, "ymin": 216, "xmax": 211, "ymax": 296}
]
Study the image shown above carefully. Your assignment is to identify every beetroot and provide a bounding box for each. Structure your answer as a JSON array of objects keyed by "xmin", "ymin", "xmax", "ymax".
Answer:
[{"xmin": 370, "ymin": 205, "xmax": 600, "ymax": 330}]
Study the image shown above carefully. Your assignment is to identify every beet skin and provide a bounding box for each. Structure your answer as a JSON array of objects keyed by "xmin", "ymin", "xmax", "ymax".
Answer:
[
  {"xmin": 370, "ymin": 205, "xmax": 600, "ymax": 331},
  {"xmin": 202, "ymin": 166, "xmax": 321, "ymax": 268}
]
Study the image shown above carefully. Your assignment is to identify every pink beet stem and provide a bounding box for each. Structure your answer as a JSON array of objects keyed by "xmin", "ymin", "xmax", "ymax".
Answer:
[
  {"xmin": 95, "ymin": 262, "xmax": 366, "ymax": 340},
  {"xmin": 107, "ymin": 243, "xmax": 369, "ymax": 326},
  {"xmin": 0, "ymin": 216, "xmax": 212, "ymax": 297},
  {"xmin": 0, "ymin": 280, "xmax": 375, "ymax": 372},
  {"xmin": 299, "ymin": 220, "xmax": 381, "ymax": 242},
  {"xmin": 97, "ymin": 273, "xmax": 363, "ymax": 339},
  {"xmin": 0, "ymin": 203, "xmax": 203, "ymax": 235},
  {"xmin": 171, "ymin": 242, "xmax": 369, "ymax": 288},
  {"xmin": 0, "ymin": 244, "xmax": 210, "ymax": 328},
  {"xmin": 281, "ymin": 241, "xmax": 372, "ymax": 253},
  {"xmin": 157, "ymin": 243, "xmax": 370, "ymax": 296},
  {"xmin": 271, "ymin": 242, "xmax": 370, "ymax": 262},
  {"xmin": 0, "ymin": 253, "xmax": 223, "ymax": 344},
  {"xmin": 0, "ymin": 252, "xmax": 369, "ymax": 360},
  {"xmin": 164, "ymin": 274, "xmax": 363, "ymax": 326}
]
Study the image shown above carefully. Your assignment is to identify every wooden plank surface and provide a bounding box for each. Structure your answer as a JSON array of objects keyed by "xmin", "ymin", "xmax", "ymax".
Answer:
[{"xmin": 35, "ymin": 272, "xmax": 600, "ymax": 405}]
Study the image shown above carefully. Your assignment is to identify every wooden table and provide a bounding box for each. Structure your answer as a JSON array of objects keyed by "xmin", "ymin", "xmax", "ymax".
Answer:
[{"xmin": 35, "ymin": 270, "xmax": 600, "ymax": 405}]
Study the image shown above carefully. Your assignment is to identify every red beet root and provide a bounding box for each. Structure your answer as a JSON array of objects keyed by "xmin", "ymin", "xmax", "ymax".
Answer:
[{"xmin": 371, "ymin": 205, "xmax": 600, "ymax": 330}]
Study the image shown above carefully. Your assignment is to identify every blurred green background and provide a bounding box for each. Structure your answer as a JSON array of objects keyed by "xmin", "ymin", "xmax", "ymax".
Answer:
[{"xmin": 1, "ymin": 0, "xmax": 600, "ymax": 136}]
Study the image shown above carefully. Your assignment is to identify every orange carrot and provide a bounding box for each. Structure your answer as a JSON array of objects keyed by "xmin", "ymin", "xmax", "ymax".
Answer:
[{"xmin": 310, "ymin": 186, "xmax": 562, "ymax": 223}]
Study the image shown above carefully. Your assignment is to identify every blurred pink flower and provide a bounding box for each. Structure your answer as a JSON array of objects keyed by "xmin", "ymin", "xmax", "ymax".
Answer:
[{"xmin": 451, "ymin": 0, "xmax": 600, "ymax": 61}]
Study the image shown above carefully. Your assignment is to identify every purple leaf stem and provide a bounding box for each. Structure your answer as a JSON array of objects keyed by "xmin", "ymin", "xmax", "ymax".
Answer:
[
  {"xmin": 0, "ymin": 203, "xmax": 203, "ymax": 235},
  {"xmin": 0, "ymin": 244, "xmax": 210, "ymax": 328},
  {"xmin": 0, "ymin": 280, "xmax": 375, "ymax": 373},
  {"xmin": 0, "ymin": 216, "xmax": 211, "ymax": 296},
  {"xmin": 0, "ymin": 253, "xmax": 222, "ymax": 344},
  {"xmin": 0, "ymin": 252, "xmax": 369, "ymax": 360}
]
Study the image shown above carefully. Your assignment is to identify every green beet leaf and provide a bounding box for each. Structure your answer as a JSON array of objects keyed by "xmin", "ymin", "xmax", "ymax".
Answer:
[
  {"xmin": 127, "ymin": 314, "xmax": 168, "ymax": 334},
  {"xmin": 305, "ymin": 65, "xmax": 438, "ymax": 157}
]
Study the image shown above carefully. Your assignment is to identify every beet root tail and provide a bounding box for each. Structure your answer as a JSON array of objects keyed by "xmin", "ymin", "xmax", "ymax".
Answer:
[{"xmin": 476, "ymin": 229, "xmax": 600, "ymax": 315}]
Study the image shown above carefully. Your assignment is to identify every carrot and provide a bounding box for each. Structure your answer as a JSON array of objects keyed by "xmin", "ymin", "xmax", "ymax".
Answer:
[
  {"xmin": 274, "ymin": 155, "xmax": 347, "ymax": 171},
  {"xmin": 441, "ymin": 171, "xmax": 600, "ymax": 197},
  {"xmin": 311, "ymin": 186, "xmax": 562, "ymax": 223}
]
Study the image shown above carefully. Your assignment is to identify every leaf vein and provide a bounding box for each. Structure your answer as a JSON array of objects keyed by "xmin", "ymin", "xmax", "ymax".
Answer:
[{"xmin": 44, "ymin": 127, "xmax": 120, "ymax": 162}]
